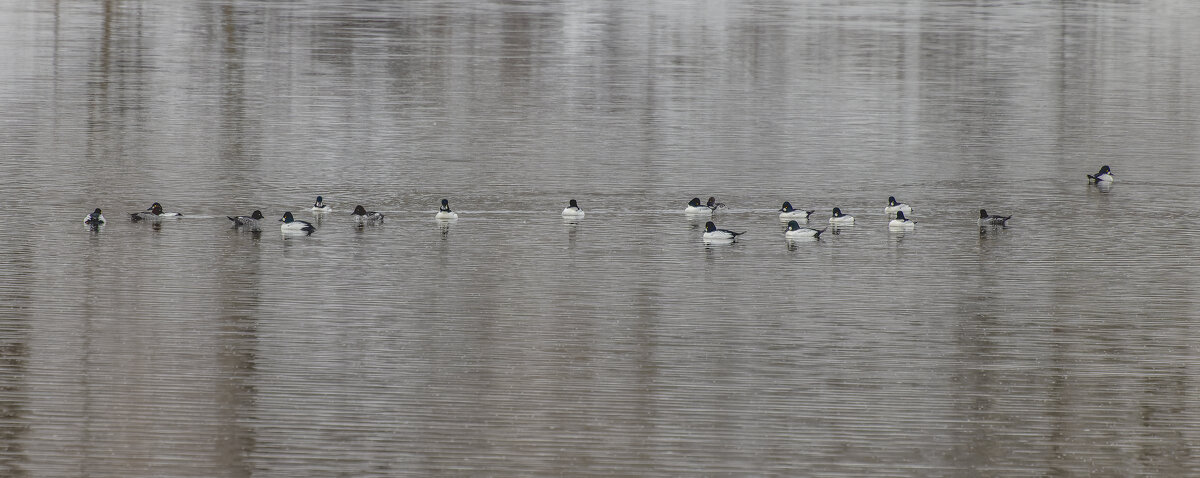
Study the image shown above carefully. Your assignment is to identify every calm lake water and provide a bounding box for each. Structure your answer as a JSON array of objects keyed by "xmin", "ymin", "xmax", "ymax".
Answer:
[{"xmin": 3, "ymin": 0, "xmax": 1200, "ymax": 476}]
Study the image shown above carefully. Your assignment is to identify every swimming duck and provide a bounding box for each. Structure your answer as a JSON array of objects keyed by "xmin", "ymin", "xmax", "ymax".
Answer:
[
  {"xmin": 227, "ymin": 210, "xmax": 265, "ymax": 231},
  {"xmin": 828, "ymin": 207, "xmax": 855, "ymax": 225},
  {"xmin": 885, "ymin": 196, "xmax": 913, "ymax": 217},
  {"xmin": 84, "ymin": 208, "xmax": 106, "ymax": 225},
  {"xmin": 351, "ymin": 205, "xmax": 385, "ymax": 225},
  {"xmin": 130, "ymin": 203, "xmax": 182, "ymax": 221},
  {"xmin": 435, "ymin": 199, "xmax": 458, "ymax": 220},
  {"xmin": 784, "ymin": 220, "xmax": 825, "ymax": 240},
  {"xmin": 1087, "ymin": 165, "xmax": 1114, "ymax": 183},
  {"xmin": 979, "ymin": 209, "xmax": 1012, "ymax": 226},
  {"xmin": 778, "ymin": 201, "xmax": 814, "ymax": 222},
  {"xmin": 311, "ymin": 196, "xmax": 332, "ymax": 212},
  {"xmin": 280, "ymin": 212, "xmax": 316, "ymax": 235},
  {"xmin": 702, "ymin": 221, "xmax": 744, "ymax": 243},
  {"xmin": 561, "ymin": 199, "xmax": 585, "ymax": 218},
  {"xmin": 685, "ymin": 196, "xmax": 725, "ymax": 214},
  {"xmin": 888, "ymin": 211, "xmax": 916, "ymax": 230}
]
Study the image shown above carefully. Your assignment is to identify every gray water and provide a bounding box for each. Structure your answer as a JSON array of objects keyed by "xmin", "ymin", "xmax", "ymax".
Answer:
[{"xmin": 3, "ymin": 0, "xmax": 1200, "ymax": 476}]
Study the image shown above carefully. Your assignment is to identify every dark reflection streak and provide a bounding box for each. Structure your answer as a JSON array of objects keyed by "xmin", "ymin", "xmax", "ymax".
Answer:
[
  {"xmin": 630, "ymin": 211, "xmax": 660, "ymax": 469},
  {"xmin": 0, "ymin": 245, "xmax": 32, "ymax": 477},
  {"xmin": 210, "ymin": 3, "xmax": 259, "ymax": 475},
  {"xmin": 78, "ymin": 245, "xmax": 97, "ymax": 477}
]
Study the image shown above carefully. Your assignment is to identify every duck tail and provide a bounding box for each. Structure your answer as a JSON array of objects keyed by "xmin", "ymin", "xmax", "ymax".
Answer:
[{"xmin": 814, "ymin": 227, "xmax": 827, "ymax": 238}]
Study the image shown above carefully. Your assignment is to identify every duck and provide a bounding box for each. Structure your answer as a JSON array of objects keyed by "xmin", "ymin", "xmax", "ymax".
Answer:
[
  {"xmin": 702, "ymin": 221, "xmax": 744, "ymax": 243},
  {"xmin": 884, "ymin": 196, "xmax": 913, "ymax": 217},
  {"xmin": 1087, "ymin": 165, "xmax": 1114, "ymax": 183},
  {"xmin": 784, "ymin": 220, "xmax": 825, "ymax": 240},
  {"xmin": 684, "ymin": 196, "xmax": 725, "ymax": 215},
  {"xmin": 84, "ymin": 208, "xmax": 106, "ymax": 225},
  {"xmin": 227, "ymin": 210, "xmax": 265, "ymax": 231},
  {"xmin": 130, "ymin": 202, "xmax": 182, "ymax": 221},
  {"xmin": 435, "ymin": 199, "xmax": 458, "ymax": 220},
  {"xmin": 828, "ymin": 207, "xmax": 855, "ymax": 225},
  {"xmin": 561, "ymin": 199, "xmax": 585, "ymax": 218},
  {"xmin": 279, "ymin": 212, "xmax": 316, "ymax": 235},
  {"xmin": 311, "ymin": 196, "xmax": 332, "ymax": 212},
  {"xmin": 888, "ymin": 211, "xmax": 916, "ymax": 230},
  {"xmin": 979, "ymin": 209, "xmax": 1012, "ymax": 226},
  {"xmin": 351, "ymin": 205, "xmax": 385, "ymax": 225},
  {"xmin": 778, "ymin": 201, "xmax": 814, "ymax": 222}
]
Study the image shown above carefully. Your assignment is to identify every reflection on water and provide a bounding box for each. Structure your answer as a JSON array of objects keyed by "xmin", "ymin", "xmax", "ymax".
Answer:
[{"xmin": 2, "ymin": 0, "xmax": 1200, "ymax": 475}]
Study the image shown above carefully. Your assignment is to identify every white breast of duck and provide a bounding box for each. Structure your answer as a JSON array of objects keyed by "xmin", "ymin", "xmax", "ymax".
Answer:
[
  {"xmin": 702, "ymin": 221, "xmax": 743, "ymax": 242},
  {"xmin": 561, "ymin": 199, "xmax": 585, "ymax": 218},
  {"xmin": 436, "ymin": 199, "xmax": 458, "ymax": 219},
  {"xmin": 888, "ymin": 211, "xmax": 916, "ymax": 230},
  {"xmin": 84, "ymin": 208, "xmax": 106, "ymax": 225},
  {"xmin": 1087, "ymin": 165, "xmax": 1114, "ymax": 183},
  {"xmin": 828, "ymin": 207, "xmax": 855, "ymax": 225},
  {"xmin": 784, "ymin": 220, "xmax": 825, "ymax": 240},
  {"xmin": 884, "ymin": 196, "xmax": 912, "ymax": 217},
  {"xmin": 311, "ymin": 196, "xmax": 332, "ymax": 212},
  {"xmin": 684, "ymin": 197, "xmax": 711, "ymax": 215},
  {"xmin": 778, "ymin": 201, "xmax": 814, "ymax": 221},
  {"xmin": 280, "ymin": 212, "xmax": 316, "ymax": 235}
]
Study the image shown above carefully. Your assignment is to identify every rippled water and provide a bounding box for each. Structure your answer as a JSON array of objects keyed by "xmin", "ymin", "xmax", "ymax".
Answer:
[{"xmin": 3, "ymin": 0, "xmax": 1200, "ymax": 475}]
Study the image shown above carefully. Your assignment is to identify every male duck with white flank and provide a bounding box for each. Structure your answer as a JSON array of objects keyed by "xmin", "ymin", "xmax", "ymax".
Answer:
[
  {"xmin": 888, "ymin": 211, "xmax": 916, "ymax": 230},
  {"xmin": 436, "ymin": 199, "xmax": 458, "ymax": 220},
  {"xmin": 1087, "ymin": 165, "xmax": 1114, "ymax": 184},
  {"xmin": 685, "ymin": 196, "xmax": 725, "ymax": 215},
  {"xmin": 979, "ymin": 209, "xmax": 1012, "ymax": 227},
  {"xmin": 561, "ymin": 199, "xmax": 585, "ymax": 218},
  {"xmin": 280, "ymin": 212, "xmax": 316, "ymax": 235},
  {"xmin": 351, "ymin": 205, "xmax": 385, "ymax": 225},
  {"xmin": 84, "ymin": 208, "xmax": 106, "ymax": 226},
  {"xmin": 228, "ymin": 210, "xmax": 265, "ymax": 231},
  {"xmin": 829, "ymin": 207, "xmax": 854, "ymax": 225},
  {"xmin": 784, "ymin": 220, "xmax": 825, "ymax": 240},
  {"xmin": 130, "ymin": 203, "xmax": 182, "ymax": 221},
  {"xmin": 702, "ymin": 221, "xmax": 744, "ymax": 243},
  {"xmin": 311, "ymin": 196, "xmax": 332, "ymax": 212},
  {"xmin": 885, "ymin": 196, "xmax": 913, "ymax": 217},
  {"xmin": 778, "ymin": 201, "xmax": 814, "ymax": 222}
]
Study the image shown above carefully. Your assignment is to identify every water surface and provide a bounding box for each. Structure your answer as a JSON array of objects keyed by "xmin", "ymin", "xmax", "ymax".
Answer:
[{"xmin": 2, "ymin": 0, "xmax": 1200, "ymax": 476}]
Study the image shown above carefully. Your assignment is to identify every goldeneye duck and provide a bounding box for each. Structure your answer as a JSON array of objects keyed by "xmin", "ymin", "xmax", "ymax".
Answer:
[
  {"xmin": 979, "ymin": 209, "xmax": 1011, "ymax": 226},
  {"xmin": 888, "ymin": 211, "xmax": 916, "ymax": 230},
  {"xmin": 561, "ymin": 199, "xmax": 585, "ymax": 218},
  {"xmin": 311, "ymin": 196, "xmax": 332, "ymax": 212},
  {"xmin": 84, "ymin": 208, "xmax": 106, "ymax": 225},
  {"xmin": 1087, "ymin": 165, "xmax": 1114, "ymax": 183},
  {"xmin": 702, "ymin": 221, "xmax": 744, "ymax": 243},
  {"xmin": 684, "ymin": 197, "xmax": 708, "ymax": 214},
  {"xmin": 784, "ymin": 220, "xmax": 825, "ymax": 240},
  {"xmin": 130, "ymin": 202, "xmax": 182, "ymax": 221},
  {"xmin": 351, "ymin": 205, "xmax": 385, "ymax": 225},
  {"xmin": 435, "ymin": 199, "xmax": 458, "ymax": 220},
  {"xmin": 279, "ymin": 211, "xmax": 316, "ymax": 235},
  {"xmin": 227, "ymin": 210, "xmax": 265, "ymax": 231},
  {"xmin": 828, "ymin": 207, "xmax": 854, "ymax": 225},
  {"xmin": 778, "ymin": 201, "xmax": 814, "ymax": 221},
  {"xmin": 685, "ymin": 196, "xmax": 725, "ymax": 214},
  {"xmin": 885, "ymin": 196, "xmax": 913, "ymax": 217}
]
